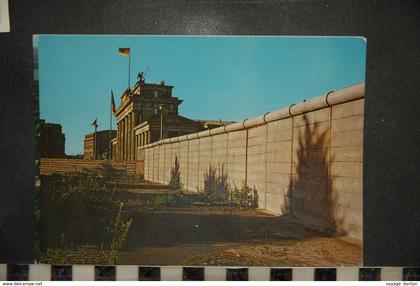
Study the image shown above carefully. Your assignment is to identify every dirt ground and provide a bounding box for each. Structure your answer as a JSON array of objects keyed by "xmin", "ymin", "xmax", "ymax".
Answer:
[
  {"xmin": 116, "ymin": 210, "xmax": 362, "ymax": 266},
  {"xmin": 40, "ymin": 182, "xmax": 362, "ymax": 266},
  {"xmin": 118, "ymin": 238, "xmax": 361, "ymax": 267}
]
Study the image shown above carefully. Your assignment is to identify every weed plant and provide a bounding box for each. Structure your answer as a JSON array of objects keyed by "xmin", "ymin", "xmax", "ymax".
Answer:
[
  {"xmin": 229, "ymin": 181, "xmax": 259, "ymax": 210},
  {"xmin": 40, "ymin": 172, "xmax": 132, "ymax": 263}
]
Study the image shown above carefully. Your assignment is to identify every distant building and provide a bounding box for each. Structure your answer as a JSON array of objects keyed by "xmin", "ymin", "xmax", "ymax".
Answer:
[
  {"xmin": 84, "ymin": 130, "xmax": 116, "ymax": 160},
  {"xmin": 40, "ymin": 120, "xmax": 65, "ymax": 158},
  {"xmin": 113, "ymin": 76, "xmax": 234, "ymax": 161}
]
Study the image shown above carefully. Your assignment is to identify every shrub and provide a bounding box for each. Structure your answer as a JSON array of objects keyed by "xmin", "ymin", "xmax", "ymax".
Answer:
[
  {"xmin": 155, "ymin": 191, "xmax": 183, "ymax": 208},
  {"xmin": 229, "ymin": 181, "xmax": 259, "ymax": 210}
]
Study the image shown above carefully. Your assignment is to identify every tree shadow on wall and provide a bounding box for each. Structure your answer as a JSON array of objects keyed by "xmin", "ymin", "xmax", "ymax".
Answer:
[
  {"xmin": 169, "ymin": 156, "xmax": 183, "ymax": 191},
  {"xmin": 281, "ymin": 113, "xmax": 344, "ymax": 235},
  {"xmin": 203, "ymin": 163, "xmax": 228, "ymax": 202}
]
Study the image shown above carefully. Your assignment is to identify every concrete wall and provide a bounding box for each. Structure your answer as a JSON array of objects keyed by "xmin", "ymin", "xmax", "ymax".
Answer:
[
  {"xmin": 40, "ymin": 158, "xmax": 143, "ymax": 178},
  {"xmin": 141, "ymin": 83, "xmax": 365, "ymax": 240},
  {"xmin": 330, "ymin": 99, "xmax": 364, "ymax": 240}
]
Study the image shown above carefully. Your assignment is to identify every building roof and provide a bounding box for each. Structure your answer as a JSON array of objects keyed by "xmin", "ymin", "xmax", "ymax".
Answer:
[
  {"xmin": 136, "ymin": 113, "xmax": 201, "ymax": 128},
  {"xmin": 115, "ymin": 80, "xmax": 180, "ymax": 116},
  {"xmin": 133, "ymin": 81, "xmax": 174, "ymax": 89}
]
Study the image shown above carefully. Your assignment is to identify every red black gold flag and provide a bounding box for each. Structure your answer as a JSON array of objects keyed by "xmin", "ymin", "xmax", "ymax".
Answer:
[
  {"xmin": 118, "ymin": 47, "xmax": 130, "ymax": 56},
  {"xmin": 118, "ymin": 47, "xmax": 131, "ymax": 90}
]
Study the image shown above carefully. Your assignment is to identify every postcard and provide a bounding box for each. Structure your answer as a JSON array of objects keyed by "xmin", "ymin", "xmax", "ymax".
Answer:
[{"xmin": 35, "ymin": 35, "xmax": 366, "ymax": 266}]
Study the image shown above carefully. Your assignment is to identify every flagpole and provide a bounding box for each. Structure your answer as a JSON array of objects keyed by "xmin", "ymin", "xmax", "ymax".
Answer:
[
  {"xmin": 128, "ymin": 47, "xmax": 131, "ymax": 90},
  {"xmin": 109, "ymin": 90, "xmax": 112, "ymax": 160},
  {"xmin": 94, "ymin": 125, "xmax": 97, "ymax": 160}
]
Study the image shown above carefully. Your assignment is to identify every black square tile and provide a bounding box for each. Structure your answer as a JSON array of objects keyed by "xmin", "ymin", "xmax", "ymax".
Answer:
[
  {"xmin": 226, "ymin": 268, "xmax": 248, "ymax": 281},
  {"xmin": 359, "ymin": 268, "xmax": 381, "ymax": 281},
  {"xmin": 315, "ymin": 268, "xmax": 336, "ymax": 281},
  {"xmin": 139, "ymin": 267, "xmax": 161, "ymax": 281},
  {"xmin": 51, "ymin": 265, "xmax": 72, "ymax": 281},
  {"xmin": 183, "ymin": 267, "xmax": 204, "ymax": 281},
  {"xmin": 403, "ymin": 268, "xmax": 420, "ymax": 281},
  {"xmin": 270, "ymin": 268, "xmax": 292, "ymax": 281},
  {"xmin": 95, "ymin": 266, "xmax": 116, "ymax": 281},
  {"xmin": 7, "ymin": 265, "xmax": 29, "ymax": 281}
]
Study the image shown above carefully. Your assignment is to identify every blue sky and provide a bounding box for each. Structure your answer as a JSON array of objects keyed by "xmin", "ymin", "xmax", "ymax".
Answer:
[{"xmin": 36, "ymin": 35, "xmax": 366, "ymax": 155}]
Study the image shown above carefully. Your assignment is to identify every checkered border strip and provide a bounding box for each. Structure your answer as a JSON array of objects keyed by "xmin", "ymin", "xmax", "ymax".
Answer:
[{"xmin": 1, "ymin": 264, "xmax": 419, "ymax": 281}]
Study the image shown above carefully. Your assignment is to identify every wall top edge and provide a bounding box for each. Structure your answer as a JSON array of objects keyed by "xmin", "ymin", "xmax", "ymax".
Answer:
[{"xmin": 140, "ymin": 82, "xmax": 365, "ymax": 149}]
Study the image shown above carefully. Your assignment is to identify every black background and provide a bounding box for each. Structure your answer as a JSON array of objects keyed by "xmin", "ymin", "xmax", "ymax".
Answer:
[{"xmin": 0, "ymin": 0, "xmax": 419, "ymax": 266}]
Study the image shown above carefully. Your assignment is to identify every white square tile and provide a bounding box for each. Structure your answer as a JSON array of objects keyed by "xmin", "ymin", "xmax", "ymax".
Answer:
[
  {"xmin": 293, "ymin": 268, "xmax": 314, "ymax": 281},
  {"xmin": 29, "ymin": 264, "xmax": 51, "ymax": 281},
  {"xmin": 381, "ymin": 267, "xmax": 402, "ymax": 281},
  {"xmin": 0, "ymin": 264, "xmax": 7, "ymax": 280},
  {"xmin": 204, "ymin": 267, "xmax": 226, "ymax": 281},
  {"xmin": 248, "ymin": 267, "xmax": 270, "ymax": 281},
  {"xmin": 72, "ymin": 265, "xmax": 94, "ymax": 281},
  {"xmin": 337, "ymin": 267, "xmax": 359, "ymax": 281},
  {"xmin": 161, "ymin": 266, "xmax": 182, "ymax": 281},
  {"xmin": 116, "ymin": 265, "xmax": 138, "ymax": 281}
]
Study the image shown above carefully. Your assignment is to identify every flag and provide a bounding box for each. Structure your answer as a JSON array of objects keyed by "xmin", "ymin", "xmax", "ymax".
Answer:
[
  {"xmin": 118, "ymin": 47, "xmax": 130, "ymax": 56},
  {"xmin": 111, "ymin": 90, "xmax": 116, "ymax": 114},
  {"xmin": 91, "ymin": 118, "xmax": 98, "ymax": 128}
]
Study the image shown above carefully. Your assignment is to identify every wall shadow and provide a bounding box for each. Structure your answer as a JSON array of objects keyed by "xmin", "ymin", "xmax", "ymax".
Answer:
[
  {"xmin": 203, "ymin": 163, "xmax": 228, "ymax": 201},
  {"xmin": 281, "ymin": 113, "xmax": 343, "ymax": 234},
  {"xmin": 169, "ymin": 156, "xmax": 183, "ymax": 190}
]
